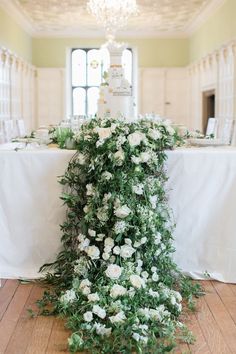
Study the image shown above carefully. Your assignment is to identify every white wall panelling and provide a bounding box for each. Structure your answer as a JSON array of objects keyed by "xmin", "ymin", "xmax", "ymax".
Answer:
[
  {"xmin": 0, "ymin": 47, "xmax": 36, "ymax": 134},
  {"xmin": 36, "ymin": 68, "xmax": 65, "ymax": 127}
]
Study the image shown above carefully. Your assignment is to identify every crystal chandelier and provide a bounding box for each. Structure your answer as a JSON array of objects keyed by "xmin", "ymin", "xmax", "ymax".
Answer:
[{"xmin": 87, "ymin": 0, "xmax": 138, "ymax": 39}]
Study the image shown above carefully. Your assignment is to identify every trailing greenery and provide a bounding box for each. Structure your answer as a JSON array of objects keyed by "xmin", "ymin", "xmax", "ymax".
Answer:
[{"xmin": 40, "ymin": 117, "xmax": 202, "ymax": 353}]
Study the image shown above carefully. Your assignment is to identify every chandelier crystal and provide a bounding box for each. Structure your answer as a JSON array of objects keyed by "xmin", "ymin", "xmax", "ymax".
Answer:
[{"xmin": 87, "ymin": 0, "xmax": 138, "ymax": 39}]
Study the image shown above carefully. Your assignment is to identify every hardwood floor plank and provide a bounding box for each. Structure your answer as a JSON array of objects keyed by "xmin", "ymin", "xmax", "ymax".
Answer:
[
  {"xmin": 187, "ymin": 311, "xmax": 211, "ymax": 354},
  {"xmin": 0, "ymin": 280, "xmax": 19, "ymax": 320},
  {"xmin": 46, "ymin": 317, "xmax": 70, "ymax": 354},
  {"xmin": 0, "ymin": 283, "xmax": 33, "ymax": 353},
  {"xmin": 5, "ymin": 284, "xmax": 46, "ymax": 354},
  {"xmin": 194, "ymin": 296, "xmax": 231, "ymax": 353},
  {"xmin": 228, "ymin": 284, "xmax": 236, "ymax": 297},
  {"xmin": 25, "ymin": 316, "xmax": 54, "ymax": 354},
  {"xmin": 0, "ymin": 279, "xmax": 7, "ymax": 289},
  {"xmin": 212, "ymin": 281, "xmax": 235, "ymax": 298}
]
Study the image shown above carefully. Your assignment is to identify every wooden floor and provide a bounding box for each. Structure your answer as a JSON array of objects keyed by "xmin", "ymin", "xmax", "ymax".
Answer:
[{"xmin": 0, "ymin": 280, "xmax": 236, "ymax": 353}]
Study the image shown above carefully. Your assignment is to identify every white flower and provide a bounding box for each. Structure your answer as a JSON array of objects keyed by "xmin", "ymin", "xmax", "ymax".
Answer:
[
  {"xmin": 101, "ymin": 171, "xmax": 113, "ymax": 180},
  {"xmin": 120, "ymin": 245, "xmax": 136, "ymax": 259},
  {"xmin": 109, "ymin": 311, "xmax": 126, "ymax": 323},
  {"xmin": 114, "ymin": 205, "xmax": 131, "ymax": 219},
  {"xmin": 132, "ymin": 184, "xmax": 144, "ymax": 195},
  {"xmin": 83, "ymin": 311, "xmax": 93, "ymax": 322},
  {"xmin": 128, "ymin": 287, "xmax": 136, "ymax": 298},
  {"xmin": 131, "ymin": 156, "xmax": 141, "ymax": 164},
  {"xmin": 96, "ymin": 233, "xmax": 105, "ymax": 242},
  {"xmin": 60, "ymin": 289, "xmax": 76, "ymax": 304},
  {"xmin": 86, "ymin": 245, "xmax": 100, "ymax": 260},
  {"xmin": 141, "ymin": 271, "xmax": 149, "ymax": 279},
  {"xmin": 87, "ymin": 292, "xmax": 100, "ymax": 302},
  {"xmin": 93, "ymin": 323, "xmax": 112, "ymax": 337},
  {"xmin": 134, "ymin": 241, "xmax": 141, "ymax": 248},
  {"xmin": 77, "ymin": 153, "xmax": 86, "ymax": 165},
  {"xmin": 92, "ymin": 305, "xmax": 106, "ymax": 319},
  {"xmin": 130, "ymin": 274, "xmax": 145, "ymax": 289},
  {"xmin": 78, "ymin": 233, "xmax": 85, "ymax": 242},
  {"xmin": 102, "ymin": 252, "xmax": 110, "ymax": 261},
  {"xmin": 151, "ymin": 266, "xmax": 157, "ymax": 273},
  {"xmin": 128, "ymin": 131, "xmax": 145, "ymax": 147},
  {"xmin": 154, "ymin": 233, "xmax": 161, "ymax": 245},
  {"xmin": 82, "ymin": 286, "xmax": 91, "ymax": 295},
  {"xmin": 80, "ymin": 279, "xmax": 91, "ymax": 289},
  {"xmin": 110, "ymin": 284, "xmax": 127, "ymax": 298},
  {"xmin": 148, "ymin": 128, "xmax": 162, "ymax": 140},
  {"xmin": 140, "ymin": 237, "xmax": 147, "ymax": 244},
  {"xmin": 170, "ymin": 295, "xmax": 176, "ymax": 306},
  {"xmin": 113, "ymin": 246, "xmax": 121, "ymax": 255},
  {"xmin": 124, "ymin": 238, "xmax": 132, "ymax": 245},
  {"xmin": 104, "ymin": 237, "xmax": 115, "ymax": 249},
  {"xmin": 114, "ymin": 149, "xmax": 125, "ymax": 165},
  {"xmin": 166, "ymin": 125, "xmax": 175, "ymax": 135},
  {"xmin": 86, "ymin": 184, "xmax": 95, "ymax": 196},
  {"xmin": 140, "ymin": 152, "xmax": 151, "ymax": 163},
  {"xmin": 95, "ymin": 127, "xmax": 112, "ymax": 140},
  {"xmin": 132, "ymin": 333, "xmax": 140, "ymax": 342},
  {"xmin": 105, "ymin": 264, "xmax": 122, "ymax": 280},
  {"xmin": 88, "ymin": 229, "xmax": 96, "ymax": 237},
  {"xmin": 152, "ymin": 273, "xmax": 159, "ymax": 282},
  {"xmin": 149, "ymin": 289, "xmax": 159, "ymax": 298},
  {"xmin": 114, "ymin": 221, "xmax": 127, "ymax": 234},
  {"xmin": 97, "ymin": 207, "xmax": 109, "ymax": 222},
  {"xmin": 150, "ymin": 195, "xmax": 158, "ymax": 209},
  {"xmin": 78, "ymin": 238, "xmax": 90, "ymax": 251}
]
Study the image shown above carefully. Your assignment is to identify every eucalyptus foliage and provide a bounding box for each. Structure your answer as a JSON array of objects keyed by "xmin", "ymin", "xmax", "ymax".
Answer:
[{"xmin": 40, "ymin": 117, "xmax": 201, "ymax": 353}]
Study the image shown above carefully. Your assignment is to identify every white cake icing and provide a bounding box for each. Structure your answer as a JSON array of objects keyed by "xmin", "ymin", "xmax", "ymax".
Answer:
[{"xmin": 97, "ymin": 40, "xmax": 134, "ymax": 119}]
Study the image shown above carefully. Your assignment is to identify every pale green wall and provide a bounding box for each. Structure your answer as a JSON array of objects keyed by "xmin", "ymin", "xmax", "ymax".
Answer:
[
  {"xmin": 32, "ymin": 37, "xmax": 189, "ymax": 68},
  {"xmin": 0, "ymin": 7, "xmax": 32, "ymax": 62},
  {"xmin": 190, "ymin": 0, "xmax": 236, "ymax": 62}
]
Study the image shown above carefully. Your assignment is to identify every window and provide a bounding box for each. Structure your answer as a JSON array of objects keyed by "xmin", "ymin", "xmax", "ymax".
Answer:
[{"xmin": 70, "ymin": 47, "xmax": 133, "ymax": 117}]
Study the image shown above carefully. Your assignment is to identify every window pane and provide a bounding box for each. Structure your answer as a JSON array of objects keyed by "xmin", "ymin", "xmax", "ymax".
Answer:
[
  {"xmin": 122, "ymin": 49, "xmax": 132, "ymax": 84},
  {"xmin": 87, "ymin": 49, "xmax": 102, "ymax": 86},
  {"xmin": 87, "ymin": 87, "xmax": 99, "ymax": 117},
  {"xmin": 72, "ymin": 49, "xmax": 86, "ymax": 86},
  {"xmin": 73, "ymin": 87, "xmax": 86, "ymax": 116}
]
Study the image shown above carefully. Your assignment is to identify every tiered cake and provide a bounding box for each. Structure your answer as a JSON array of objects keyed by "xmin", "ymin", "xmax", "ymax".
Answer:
[{"xmin": 97, "ymin": 40, "xmax": 134, "ymax": 119}]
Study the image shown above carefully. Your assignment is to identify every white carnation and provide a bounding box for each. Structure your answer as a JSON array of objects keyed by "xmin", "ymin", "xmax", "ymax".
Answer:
[
  {"xmin": 86, "ymin": 245, "xmax": 100, "ymax": 260},
  {"xmin": 83, "ymin": 311, "xmax": 93, "ymax": 322},
  {"xmin": 110, "ymin": 284, "xmax": 127, "ymax": 298},
  {"xmin": 120, "ymin": 245, "xmax": 136, "ymax": 259},
  {"xmin": 114, "ymin": 205, "xmax": 131, "ymax": 219},
  {"xmin": 105, "ymin": 264, "xmax": 122, "ymax": 280}
]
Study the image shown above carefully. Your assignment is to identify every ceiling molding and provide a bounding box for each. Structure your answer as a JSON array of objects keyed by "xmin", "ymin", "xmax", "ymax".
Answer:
[
  {"xmin": 0, "ymin": 0, "xmax": 35, "ymax": 36},
  {"xmin": 185, "ymin": 0, "xmax": 226, "ymax": 35}
]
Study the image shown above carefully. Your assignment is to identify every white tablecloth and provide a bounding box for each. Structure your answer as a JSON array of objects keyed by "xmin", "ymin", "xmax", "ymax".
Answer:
[{"xmin": 0, "ymin": 146, "xmax": 236, "ymax": 282}]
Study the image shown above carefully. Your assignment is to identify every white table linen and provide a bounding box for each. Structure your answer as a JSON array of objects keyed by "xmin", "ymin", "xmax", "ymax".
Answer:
[{"xmin": 1, "ymin": 146, "xmax": 236, "ymax": 282}]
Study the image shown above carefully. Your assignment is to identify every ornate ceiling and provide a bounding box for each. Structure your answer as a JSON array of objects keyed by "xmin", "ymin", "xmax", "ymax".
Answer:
[{"xmin": 1, "ymin": 0, "xmax": 226, "ymax": 37}]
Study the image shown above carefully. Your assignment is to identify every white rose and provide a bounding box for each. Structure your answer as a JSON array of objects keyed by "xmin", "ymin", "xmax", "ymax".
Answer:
[
  {"xmin": 83, "ymin": 311, "xmax": 93, "ymax": 322},
  {"xmin": 130, "ymin": 274, "xmax": 145, "ymax": 289},
  {"xmin": 95, "ymin": 127, "xmax": 112, "ymax": 140},
  {"xmin": 105, "ymin": 264, "xmax": 122, "ymax": 280},
  {"xmin": 86, "ymin": 245, "xmax": 100, "ymax": 260},
  {"xmin": 141, "ymin": 271, "xmax": 149, "ymax": 279},
  {"xmin": 151, "ymin": 266, "xmax": 157, "ymax": 273},
  {"xmin": 120, "ymin": 245, "xmax": 136, "ymax": 259},
  {"xmin": 109, "ymin": 311, "xmax": 126, "ymax": 323},
  {"xmin": 124, "ymin": 238, "xmax": 132, "ymax": 245},
  {"xmin": 86, "ymin": 184, "xmax": 95, "ymax": 196},
  {"xmin": 131, "ymin": 156, "xmax": 141, "ymax": 164},
  {"xmin": 82, "ymin": 286, "xmax": 91, "ymax": 295},
  {"xmin": 102, "ymin": 171, "xmax": 113, "ymax": 180},
  {"xmin": 96, "ymin": 233, "xmax": 105, "ymax": 242},
  {"xmin": 114, "ymin": 149, "xmax": 125, "ymax": 165},
  {"xmin": 110, "ymin": 284, "xmax": 127, "ymax": 298},
  {"xmin": 94, "ymin": 323, "xmax": 112, "ymax": 337},
  {"xmin": 148, "ymin": 128, "xmax": 162, "ymax": 140},
  {"xmin": 140, "ymin": 237, "xmax": 147, "ymax": 244},
  {"xmin": 78, "ymin": 238, "xmax": 90, "ymax": 251},
  {"xmin": 88, "ymin": 229, "xmax": 96, "ymax": 237},
  {"xmin": 140, "ymin": 152, "xmax": 151, "ymax": 163},
  {"xmin": 87, "ymin": 292, "xmax": 100, "ymax": 302},
  {"xmin": 102, "ymin": 252, "xmax": 110, "ymax": 261},
  {"xmin": 60, "ymin": 289, "xmax": 76, "ymax": 304},
  {"xmin": 128, "ymin": 131, "xmax": 145, "ymax": 147},
  {"xmin": 104, "ymin": 237, "xmax": 115, "ymax": 249},
  {"xmin": 115, "ymin": 205, "xmax": 131, "ymax": 219},
  {"xmin": 113, "ymin": 246, "xmax": 121, "ymax": 255},
  {"xmin": 92, "ymin": 305, "xmax": 106, "ymax": 319}
]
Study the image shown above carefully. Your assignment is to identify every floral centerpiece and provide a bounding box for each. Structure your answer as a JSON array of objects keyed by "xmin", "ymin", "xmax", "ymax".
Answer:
[{"xmin": 39, "ymin": 116, "xmax": 201, "ymax": 353}]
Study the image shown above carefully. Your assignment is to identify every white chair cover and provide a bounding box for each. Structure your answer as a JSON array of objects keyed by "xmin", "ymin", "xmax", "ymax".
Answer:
[{"xmin": 16, "ymin": 119, "xmax": 26, "ymax": 137}]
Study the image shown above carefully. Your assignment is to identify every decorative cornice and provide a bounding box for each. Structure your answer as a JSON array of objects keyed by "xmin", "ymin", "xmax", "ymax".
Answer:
[{"xmin": 186, "ymin": 0, "xmax": 226, "ymax": 35}]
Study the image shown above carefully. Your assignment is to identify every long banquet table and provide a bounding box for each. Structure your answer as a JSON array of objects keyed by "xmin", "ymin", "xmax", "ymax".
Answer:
[{"xmin": 0, "ymin": 145, "xmax": 236, "ymax": 283}]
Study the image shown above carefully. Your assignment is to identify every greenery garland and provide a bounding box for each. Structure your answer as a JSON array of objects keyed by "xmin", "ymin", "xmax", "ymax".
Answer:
[{"xmin": 39, "ymin": 116, "xmax": 202, "ymax": 353}]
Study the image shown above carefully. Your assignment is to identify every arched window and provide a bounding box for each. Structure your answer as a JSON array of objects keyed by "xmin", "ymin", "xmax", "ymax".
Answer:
[{"xmin": 70, "ymin": 48, "xmax": 133, "ymax": 117}]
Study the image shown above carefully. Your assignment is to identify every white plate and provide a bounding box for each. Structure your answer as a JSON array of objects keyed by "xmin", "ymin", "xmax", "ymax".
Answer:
[{"xmin": 188, "ymin": 138, "xmax": 228, "ymax": 147}]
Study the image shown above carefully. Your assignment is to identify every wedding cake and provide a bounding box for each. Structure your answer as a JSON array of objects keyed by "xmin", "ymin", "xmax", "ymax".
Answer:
[{"xmin": 97, "ymin": 40, "xmax": 134, "ymax": 119}]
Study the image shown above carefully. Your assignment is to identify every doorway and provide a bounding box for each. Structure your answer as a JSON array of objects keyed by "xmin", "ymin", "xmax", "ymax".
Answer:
[{"xmin": 202, "ymin": 89, "xmax": 215, "ymax": 134}]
